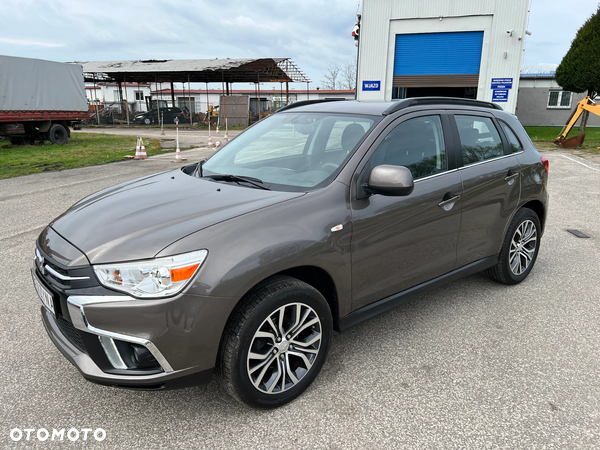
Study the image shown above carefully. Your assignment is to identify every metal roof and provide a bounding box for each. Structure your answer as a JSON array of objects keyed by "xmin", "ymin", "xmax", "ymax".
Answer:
[
  {"xmin": 77, "ymin": 58, "xmax": 310, "ymax": 84},
  {"xmin": 520, "ymin": 72, "xmax": 556, "ymax": 79}
]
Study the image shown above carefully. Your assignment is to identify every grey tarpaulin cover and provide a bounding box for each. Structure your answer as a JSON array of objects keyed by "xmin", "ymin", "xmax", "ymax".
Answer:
[{"xmin": 0, "ymin": 55, "xmax": 88, "ymax": 112}]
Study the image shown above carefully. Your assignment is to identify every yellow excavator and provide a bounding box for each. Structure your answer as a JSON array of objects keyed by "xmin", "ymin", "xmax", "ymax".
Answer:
[{"xmin": 554, "ymin": 96, "xmax": 600, "ymax": 148}]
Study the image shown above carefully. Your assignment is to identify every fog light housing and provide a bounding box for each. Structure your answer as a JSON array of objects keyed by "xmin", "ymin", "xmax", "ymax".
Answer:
[{"xmin": 130, "ymin": 343, "xmax": 160, "ymax": 369}]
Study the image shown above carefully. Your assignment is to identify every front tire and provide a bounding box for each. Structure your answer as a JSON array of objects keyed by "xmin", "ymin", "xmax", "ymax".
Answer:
[
  {"xmin": 218, "ymin": 276, "xmax": 332, "ymax": 408},
  {"xmin": 487, "ymin": 207, "xmax": 541, "ymax": 285}
]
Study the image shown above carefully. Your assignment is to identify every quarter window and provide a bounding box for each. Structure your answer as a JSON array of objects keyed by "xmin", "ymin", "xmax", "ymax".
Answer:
[
  {"xmin": 367, "ymin": 115, "xmax": 447, "ymax": 180},
  {"xmin": 499, "ymin": 121, "xmax": 523, "ymax": 153},
  {"xmin": 548, "ymin": 91, "xmax": 572, "ymax": 108},
  {"xmin": 455, "ymin": 115, "xmax": 504, "ymax": 166}
]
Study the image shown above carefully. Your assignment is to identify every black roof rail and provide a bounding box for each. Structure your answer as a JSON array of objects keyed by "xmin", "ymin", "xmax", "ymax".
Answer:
[
  {"xmin": 277, "ymin": 98, "xmax": 346, "ymax": 113},
  {"xmin": 383, "ymin": 97, "xmax": 503, "ymax": 115}
]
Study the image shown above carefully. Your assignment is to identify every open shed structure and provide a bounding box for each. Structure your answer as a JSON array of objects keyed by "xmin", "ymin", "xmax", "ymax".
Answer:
[{"xmin": 80, "ymin": 58, "xmax": 310, "ymax": 110}]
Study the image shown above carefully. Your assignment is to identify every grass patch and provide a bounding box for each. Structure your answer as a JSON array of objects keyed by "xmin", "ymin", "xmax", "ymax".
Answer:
[
  {"xmin": 0, "ymin": 133, "xmax": 172, "ymax": 179},
  {"xmin": 524, "ymin": 126, "xmax": 600, "ymax": 154}
]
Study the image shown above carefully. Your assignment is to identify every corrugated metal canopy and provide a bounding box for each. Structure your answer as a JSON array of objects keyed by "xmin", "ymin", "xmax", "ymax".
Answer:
[{"xmin": 77, "ymin": 58, "xmax": 310, "ymax": 84}]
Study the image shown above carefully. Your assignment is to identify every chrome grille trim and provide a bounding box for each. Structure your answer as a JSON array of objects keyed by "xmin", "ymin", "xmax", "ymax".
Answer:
[{"xmin": 44, "ymin": 264, "xmax": 89, "ymax": 281}]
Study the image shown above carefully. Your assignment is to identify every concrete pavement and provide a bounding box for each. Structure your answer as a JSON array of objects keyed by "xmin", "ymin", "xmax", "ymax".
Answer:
[{"xmin": 0, "ymin": 151, "xmax": 599, "ymax": 449}]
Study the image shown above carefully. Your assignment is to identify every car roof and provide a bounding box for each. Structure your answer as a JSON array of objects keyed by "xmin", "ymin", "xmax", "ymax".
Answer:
[{"xmin": 279, "ymin": 97, "xmax": 503, "ymax": 117}]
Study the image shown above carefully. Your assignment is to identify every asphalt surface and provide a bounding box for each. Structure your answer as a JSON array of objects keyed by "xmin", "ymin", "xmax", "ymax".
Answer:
[{"xmin": 1, "ymin": 151, "xmax": 599, "ymax": 449}]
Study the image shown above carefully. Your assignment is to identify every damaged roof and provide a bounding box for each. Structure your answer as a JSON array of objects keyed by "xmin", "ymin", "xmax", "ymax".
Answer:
[{"xmin": 78, "ymin": 58, "xmax": 310, "ymax": 84}]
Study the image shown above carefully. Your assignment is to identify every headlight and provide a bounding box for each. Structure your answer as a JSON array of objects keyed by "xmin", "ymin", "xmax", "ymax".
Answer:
[{"xmin": 93, "ymin": 250, "xmax": 207, "ymax": 298}]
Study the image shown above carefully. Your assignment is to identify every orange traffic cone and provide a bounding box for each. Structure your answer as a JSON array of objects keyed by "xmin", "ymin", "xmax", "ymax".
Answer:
[
  {"xmin": 135, "ymin": 138, "xmax": 148, "ymax": 159},
  {"xmin": 215, "ymin": 140, "xmax": 221, "ymax": 148},
  {"xmin": 207, "ymin": 135, "xmax": 214, "ymax": 148}
]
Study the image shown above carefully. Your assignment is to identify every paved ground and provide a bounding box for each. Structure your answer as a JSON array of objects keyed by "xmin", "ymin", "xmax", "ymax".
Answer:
[
  {"xmin": 0, "ymin": 150, "xmax": 599, "ymax": 449},
  {"xmin": 75, "ymin": 126, "xmax": 243, "ymax": 149}
]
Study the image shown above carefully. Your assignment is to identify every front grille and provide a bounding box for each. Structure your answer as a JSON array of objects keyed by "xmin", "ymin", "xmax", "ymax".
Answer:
[
  {"xmin": 35, "ymin": 247, "xmax": 97, "ymax": 292},
  {"xmin": 45, "ymin": 260, "xmax": 71, "ymax": 288},
  {"xmin": 55, "ymin": 315, "xmax": 87, "ymax": 354}
]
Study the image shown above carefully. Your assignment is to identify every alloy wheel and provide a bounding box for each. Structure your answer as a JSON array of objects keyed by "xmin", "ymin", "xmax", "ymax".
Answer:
[
  {"xmin": 509, "ymin": 219, "xmax": 537, "ymax": 276},
  {"xmin": 246, "ymin": 302, "xmax": 322, "ymax": 394}
]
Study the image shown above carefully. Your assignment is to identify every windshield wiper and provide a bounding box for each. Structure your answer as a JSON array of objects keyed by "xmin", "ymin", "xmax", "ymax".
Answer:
[{"xmin": 208, "ymin": 174, "xmax": 271, "ymax": 190}]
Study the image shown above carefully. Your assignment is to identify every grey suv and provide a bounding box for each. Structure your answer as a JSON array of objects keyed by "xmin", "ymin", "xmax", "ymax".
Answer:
[{"xmin": 33, "ymin": 98, "xmax": 548, "ymax": 408}]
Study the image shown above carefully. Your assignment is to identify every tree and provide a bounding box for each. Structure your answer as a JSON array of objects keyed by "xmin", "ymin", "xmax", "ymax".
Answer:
[
  {"xmin": 321, "ymin": 63, "xmax": 341, "ymax": 90},
  {"xmin": 555, "ymin": 7, "xmax": 600, "ymax": 134},
  {"xmin": 341, "ymin": 61, "xmax": 357, "ymax": 90}
]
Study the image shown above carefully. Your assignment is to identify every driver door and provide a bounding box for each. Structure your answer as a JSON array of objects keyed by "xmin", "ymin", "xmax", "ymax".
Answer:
[{"xmin": 350, "ymin": 113, "xmax": 463, "ymax": 310}]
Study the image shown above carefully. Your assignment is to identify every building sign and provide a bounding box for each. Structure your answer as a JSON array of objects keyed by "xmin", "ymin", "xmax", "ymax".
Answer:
[
  {"xmin": 491, "ymin": 78, "xmax": 513, "ymax": 90},
  {"xmin": 362, "ymin": 81, "xmax": 381, "ymax": 91},
  {"xmin": 492, "ymin": 89, "xmax": 509, "ymax": 102}
]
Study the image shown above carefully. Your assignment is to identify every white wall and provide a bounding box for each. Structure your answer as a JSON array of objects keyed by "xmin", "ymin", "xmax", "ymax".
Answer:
[
  {"xmin": 86, "ymin": 84, "xmax": 153, "ymax": 111},
  {"xmin": 357, "ymin": 0, "xmax": 530, "ymax": 113}
]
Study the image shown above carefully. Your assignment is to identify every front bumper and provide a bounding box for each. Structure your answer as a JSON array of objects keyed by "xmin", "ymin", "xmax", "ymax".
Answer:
[
  {"xmin": 41, "ymin": 307, "xmax": 212, "ymax": 390},
  {"xmin": 34, "ymin": 227, "xmax": 239, "ymax": 390}
]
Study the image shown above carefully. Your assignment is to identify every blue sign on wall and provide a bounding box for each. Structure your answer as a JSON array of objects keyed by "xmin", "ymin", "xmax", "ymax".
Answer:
[
  {"xmin": 491, "ymin": 78, "xmax": 513, "ymax": 89},
  {"xmin": 362, "ymin": 81, "xmax": 381, "ymax": 91},
  {"xmin": 492, "ymin": 89, "xmax": 509, "ymax": 102}
]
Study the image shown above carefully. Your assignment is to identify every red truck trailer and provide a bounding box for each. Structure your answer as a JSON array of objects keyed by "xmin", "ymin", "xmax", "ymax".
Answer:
[{"xmin": 0, "ymin": 55, "xmax": 89, "ymax": 145}]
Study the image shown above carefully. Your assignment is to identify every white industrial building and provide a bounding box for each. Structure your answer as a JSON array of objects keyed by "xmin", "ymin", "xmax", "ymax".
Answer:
[
  {"xmin": 86, "ymin": 83, "xmax": 152, "ymax": 112},
  {"xmin": 357, "ymin": 0, "xmax": 530, "ymax": 113}
]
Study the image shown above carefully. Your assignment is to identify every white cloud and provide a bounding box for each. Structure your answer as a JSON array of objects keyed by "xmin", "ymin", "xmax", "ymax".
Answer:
[{"xmin": 0, "ymin": 38, "xmax": 64, "ymax": 48}]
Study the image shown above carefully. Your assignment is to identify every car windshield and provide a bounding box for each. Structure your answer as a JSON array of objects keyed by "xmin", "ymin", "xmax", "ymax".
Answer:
[{"xmin": 201, "ymin": 112, "xmax": 378, "ymax": 191}]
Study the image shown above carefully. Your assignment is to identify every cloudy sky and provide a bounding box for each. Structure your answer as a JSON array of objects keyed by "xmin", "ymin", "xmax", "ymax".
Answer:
[{"xmin": 0, "ymin": 0, "xmax": 597, "ymax": 87}]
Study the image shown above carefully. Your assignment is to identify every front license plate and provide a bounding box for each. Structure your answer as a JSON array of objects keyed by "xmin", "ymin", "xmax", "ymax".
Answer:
[{"xmin": 32, "ymin": 271, "xmax": 55, "ymax": 315}]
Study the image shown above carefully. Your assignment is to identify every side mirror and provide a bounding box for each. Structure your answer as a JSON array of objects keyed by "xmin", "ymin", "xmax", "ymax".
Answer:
[{"xmin": 367, "ymin": 165, "xmax": 414, "ymax": 196}]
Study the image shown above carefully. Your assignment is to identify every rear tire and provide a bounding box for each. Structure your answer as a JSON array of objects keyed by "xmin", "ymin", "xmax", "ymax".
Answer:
[
  {"xmin": 218, "ymin": 276, "xmax": 332, "ymax": 409},
  {"xmin": 486, "ymin": 207, "xmax": 541, "ymax": 285},
  {"xmin": 48, "ymin": 124, "xmax": 68, "ymax": 144}
]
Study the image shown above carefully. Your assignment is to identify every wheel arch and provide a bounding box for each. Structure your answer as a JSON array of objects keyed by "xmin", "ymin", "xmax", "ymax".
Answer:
[
  {"xmin": 222, "ymin": 265, "xmax": 341, "ymax": 335},
  {"xmin": 520, "ymin": 199, "xmax": 546, "ymax": 234}
]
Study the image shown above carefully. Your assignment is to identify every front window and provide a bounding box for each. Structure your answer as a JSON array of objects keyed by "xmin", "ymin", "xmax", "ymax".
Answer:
[
  {"xmin": 365, "ymin": 115, "xmax": 447, "ymax": 180},
  {"xmin": 202, "ymin": 112, "xmax": 378, "ymax": 191}
]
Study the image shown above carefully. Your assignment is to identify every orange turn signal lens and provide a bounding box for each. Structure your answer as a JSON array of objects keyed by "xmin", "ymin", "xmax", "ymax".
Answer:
[{"xmin": 170, "ymin": 264, "xmax": 200, "ymax": 282}]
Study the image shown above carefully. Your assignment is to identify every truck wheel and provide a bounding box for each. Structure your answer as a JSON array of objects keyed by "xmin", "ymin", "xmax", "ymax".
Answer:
[
  {"xmin": 48, "ymin": 124, "xmax": 68, "ymax": 144},
  {"xmin": 218, "ymin": 276, "xmax": 332, "ymax": 409}
]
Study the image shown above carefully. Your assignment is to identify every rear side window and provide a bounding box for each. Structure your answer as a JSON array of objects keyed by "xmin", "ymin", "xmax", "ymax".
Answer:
[
  {"xmin": 368, "ymin": 115, "xmax": 447, "ymax": 180},
  {"xmin": 455, "ymin": 115, "xmax": 504, "ymax": 166},
  {"xmin": 499, "ymin": 121, "xmax": 524, "ymax": 153}
]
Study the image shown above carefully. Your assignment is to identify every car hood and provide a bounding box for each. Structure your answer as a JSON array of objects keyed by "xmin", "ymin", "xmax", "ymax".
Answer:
[{"xmin": 50, "ymin": 169, "xmax": 305, "ymax": 264}]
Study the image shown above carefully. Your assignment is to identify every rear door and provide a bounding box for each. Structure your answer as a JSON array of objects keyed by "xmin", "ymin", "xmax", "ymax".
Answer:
[
  {"xmin": 350, "ymin": 113, "xmax": 463, "ymax": 310},
  {"xmin": 450, "ymin": 112, "xmax": 521, "ymax": 267}
]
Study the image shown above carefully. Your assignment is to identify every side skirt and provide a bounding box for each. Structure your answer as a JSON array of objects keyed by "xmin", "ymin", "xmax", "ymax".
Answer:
[{"xmin": 337, "ymin": 256, "xmax": 497, "ymax": 332}]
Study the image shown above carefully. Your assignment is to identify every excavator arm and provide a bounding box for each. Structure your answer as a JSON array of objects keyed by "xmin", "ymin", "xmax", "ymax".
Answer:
[{"xmin": 554, "ymin": 96, "xmax": 600, "ymax": 148}]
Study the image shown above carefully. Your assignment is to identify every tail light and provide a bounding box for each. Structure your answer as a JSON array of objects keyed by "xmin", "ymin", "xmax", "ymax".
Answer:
[{"xmin": 541, "ymin": 156, "xmax": 549, "ymax": 173}]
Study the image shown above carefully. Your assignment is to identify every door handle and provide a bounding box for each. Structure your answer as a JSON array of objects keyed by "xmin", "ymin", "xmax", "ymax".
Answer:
[
  {"xmin": 438, "ymin": 194, "xmax": 461, "ymax": 211},
  {"xmin": 504, "ymin": 172, "xmax": 519, "ymax": 185}
]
